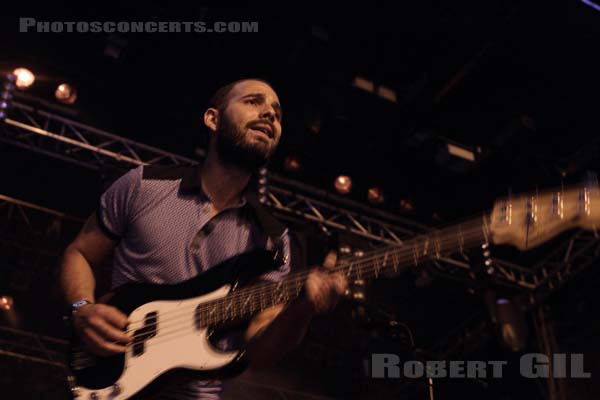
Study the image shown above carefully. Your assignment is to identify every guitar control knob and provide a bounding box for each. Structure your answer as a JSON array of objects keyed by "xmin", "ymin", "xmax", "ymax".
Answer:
[{"xmin": 90, "ymin": 392, "xmax": 98, "ymax": 400}]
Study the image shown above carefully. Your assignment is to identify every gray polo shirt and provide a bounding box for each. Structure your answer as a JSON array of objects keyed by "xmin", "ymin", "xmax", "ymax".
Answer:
[{"xmin": 97, "ymin": 164, "xmax": 292, "ymax": 400}]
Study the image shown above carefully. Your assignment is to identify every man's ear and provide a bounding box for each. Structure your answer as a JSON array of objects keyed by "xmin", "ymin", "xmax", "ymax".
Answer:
[{"xmin": 204, "ymin": 108, "xmax": 219, "ymax": 133}]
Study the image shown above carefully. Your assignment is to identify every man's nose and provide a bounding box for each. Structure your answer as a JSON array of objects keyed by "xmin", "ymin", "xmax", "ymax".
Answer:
[{"xmin": 259, "ymin": 105, "xmax": 276, "ymax": 122}]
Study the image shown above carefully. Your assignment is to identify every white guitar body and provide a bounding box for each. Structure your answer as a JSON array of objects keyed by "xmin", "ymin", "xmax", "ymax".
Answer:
[{"xmin": 71, "ymin": 285, "xmax": 239, "ymax": 400}]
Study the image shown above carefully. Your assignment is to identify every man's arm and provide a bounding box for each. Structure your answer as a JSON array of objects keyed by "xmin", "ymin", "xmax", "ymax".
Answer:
[
  {"xmin": 60, "ymin": 212, "xmax": 130, "ymax": 356},
  {"xmin": 243, "ymin": 251, "xmax": 346, "ymax": 368},
  {"xmin": 61, "ymin": 213, "xmax": 115, "ymax": 304}
]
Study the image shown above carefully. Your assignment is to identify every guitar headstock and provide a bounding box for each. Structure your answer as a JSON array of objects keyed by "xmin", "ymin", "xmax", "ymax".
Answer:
[{"xmin": 490, "ymin": 184, "xmax": 600, "ymax": 250}]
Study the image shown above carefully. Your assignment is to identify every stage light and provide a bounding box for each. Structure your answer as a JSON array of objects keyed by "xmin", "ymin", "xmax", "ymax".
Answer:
[
  {"xmin": 447, "ymin": 143, "xmax": 475, "ymax": 162},
  {"xmin": 339, "ymin": 243, "xmax": 352, "ymax": 254},
  {"xmin": 353, "ymin": 76, "xmax": 374, "ymax": 93},
  {"xmin": 399, "ymin": 198, "xmax": 414, "ymax": 211},
  {"xmin": 376, "ymin": 85, "xmax": 397, "ymax": 103},
  {"xmin": 0, "ymin": 296, "xmax": 14, "ymax": 311},
  {"xmin": 304, "ymin": 112, "xmax": 322, "ymax": 135},
  {"xmin": 334, "ymin": 175, "xmax": 352, "ymax": 194},
  {"xmin": 12, "ymin": 68, "xmax": 35, "ymax": 89},
  {"xmin": 367, "ymin": 187, "xmax": 385, "ymax": 204},
  {"xmin": 581, "ymin": 0, "xmax": 600, "ymax": 12},
  {"xmin": 55, "ymin": 83, "xmax": 77, "ymax": 104},
  {"xmin": 283, "ymin": 155, "xmax": 301, "ymax": 171},
  {"xmin": 0, "ymin": 100, "xmax": 8, "ymax": 120},
  {"xmin": 0, "ymin": 74, "xmax": 16, "ymax": 120},
  {"xmin": 494, "ymin": 297, "xmax": 528, "ymax": 352}
]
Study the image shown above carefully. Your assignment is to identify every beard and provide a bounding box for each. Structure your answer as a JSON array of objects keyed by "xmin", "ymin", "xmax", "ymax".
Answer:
[{"xmin": 215, "ymin": 114, "xmax": 277, "ymax": 171}]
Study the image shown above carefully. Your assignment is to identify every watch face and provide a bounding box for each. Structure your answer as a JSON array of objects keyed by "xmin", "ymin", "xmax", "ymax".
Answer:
[{"xmin": 72, "ymin": 300, "xmax": 91, "ymax": 310}]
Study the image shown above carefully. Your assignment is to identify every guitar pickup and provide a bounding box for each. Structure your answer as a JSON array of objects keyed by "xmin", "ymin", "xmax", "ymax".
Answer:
[{"xmin": 132, "ymin": 311, "xmax": 158, "ymax": 357}]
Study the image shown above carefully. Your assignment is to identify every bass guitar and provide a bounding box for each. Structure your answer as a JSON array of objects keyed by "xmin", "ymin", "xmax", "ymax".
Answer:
[{"xmin": 67, "ymin": 184, "xmax": 600, "ymax": 399}]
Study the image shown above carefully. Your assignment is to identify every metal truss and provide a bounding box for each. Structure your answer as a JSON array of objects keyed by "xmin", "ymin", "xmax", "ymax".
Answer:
[
  {"xmin": 1, "ymin": 99, "xmax": 428, "ymax": 245},
  {"xmin": 0, "ymin": 193, "xmax": 84, "ymax": 238},
  {"xmin": 530, "ymin": 230, "xmax": 600, "ymax": 304},
  {"xmin": 2, "ymin": 100, "xmax": 197, "ymax": 170},
  {"xmin": 3, "ymin": 95, "xmax": 600, "ymax": 367},
  {"xmin": 429, "ymin": 230, "xmax": 600, "ymax": 294},
  {"xmin": 0, "ymin": 98, "xmax": 525, "ymax": 266},
  {"xmin": 3, "ymin": 97, "xmax": 600, "ymax": 294},
  {"xmin": 0, "ymin": 326, "xmax": 67, "ymax": 369},
  {"xmin": 266, "ymin": 184, "xmax": 427, "ymax": 245},
  {"xmin": 427, "ymin": 231, "xmax": 600, "ymax": 359},
  {"xmin": 0, "ymin": 193, "xmax": 84, "ymax": 278}
]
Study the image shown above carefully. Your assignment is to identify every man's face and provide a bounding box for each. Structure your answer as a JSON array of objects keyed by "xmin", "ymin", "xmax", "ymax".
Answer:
[{"xmin": 214, "ymin": 80, "xmax": 283, "ymax": 169}]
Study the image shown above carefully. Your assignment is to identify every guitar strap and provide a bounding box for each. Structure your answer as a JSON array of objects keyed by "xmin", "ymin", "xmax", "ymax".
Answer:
[
  {"xmin": 246, "ymin": 192, "xmax": 307, "ymax": 272},
  {"xmin": 139, "ymin": 163, "xmax": 307, "ymax": 273}
]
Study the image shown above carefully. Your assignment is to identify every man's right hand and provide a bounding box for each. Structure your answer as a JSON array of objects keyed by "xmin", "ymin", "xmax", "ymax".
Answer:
[{"xmin": 72, "ymin": 304, "xmax": 131, "ymax": 356}]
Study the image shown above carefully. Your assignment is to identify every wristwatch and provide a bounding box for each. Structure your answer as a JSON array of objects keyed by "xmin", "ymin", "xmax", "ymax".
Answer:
[{"xmin": 71, "ymin": 299, "xmax": 93, "ymax": 314}]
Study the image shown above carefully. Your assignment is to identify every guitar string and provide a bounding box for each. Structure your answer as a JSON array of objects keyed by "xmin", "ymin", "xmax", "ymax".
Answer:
[
  {"xmin": 86, "ymin": 186, "xmax": 593, "ymax": 348},
  {"xmin": 117, "ymin": 220, "xmax": 485, "ymax": 334},
  {"xmin": 116, "ymin": 219, "xmax": 486, "ymax": 336},
  {"xmin": 116, "ymin": 228, "xmax": 490, "ymax": 350},
  {"xmin": 98, "ymin": 185, "xmax": 591, "ymax": 334},
  {"xmin": 108, "ymin": 225, "xmax": 487, "ymax": 345}
]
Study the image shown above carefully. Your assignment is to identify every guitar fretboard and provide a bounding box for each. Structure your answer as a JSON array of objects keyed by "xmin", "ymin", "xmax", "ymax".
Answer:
[{"xmin": 195, "ymin": 216, "xmax": 488, "ymax": 327}]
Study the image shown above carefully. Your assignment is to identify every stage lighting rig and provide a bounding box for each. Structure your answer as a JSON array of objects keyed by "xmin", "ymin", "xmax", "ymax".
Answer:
[
  {"xmin": 54, "ymin": 83, "xmax": 77, "ymax": 104},
  {"xmin": 334, "ymin": 175, "xmax": 352, "ymax": 194},
  {"xmin": 283, "ymin": 155, "xmax": 301, "ymax": 171},
  {"xmin": 0, "ymin": 296, "xmax": 13, "ymax": 311},
  {"xmin": 12, "ymin": 68, "xmax": 35, "ymax": 90},
  {"xmin": 0, "ymin": 73, "xmax": 16, "ymax": 120},
  {"xmin": 367, "ymin": 187, "xmax": 385, "ymax": 204}
]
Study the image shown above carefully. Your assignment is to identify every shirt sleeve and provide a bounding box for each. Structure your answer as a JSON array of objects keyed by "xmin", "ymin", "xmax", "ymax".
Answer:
[{"xmin": 97, "ymin": 166, "xmax": 142, "ymax": 241}]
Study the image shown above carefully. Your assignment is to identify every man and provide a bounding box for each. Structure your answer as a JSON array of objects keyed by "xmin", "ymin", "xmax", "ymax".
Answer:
[{"xmin": 60, "ymin": 78, "xmax": 347, "ymax": 399}]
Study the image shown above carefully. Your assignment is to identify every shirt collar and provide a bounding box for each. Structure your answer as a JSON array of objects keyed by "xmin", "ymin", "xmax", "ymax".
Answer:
[
  {"xmin": 178, "ymin": 164, "xmax": 247, "ymax": 208},
  {"xmin": 177, "ymin": 164, "xmax": 287, "ymax": 241}
]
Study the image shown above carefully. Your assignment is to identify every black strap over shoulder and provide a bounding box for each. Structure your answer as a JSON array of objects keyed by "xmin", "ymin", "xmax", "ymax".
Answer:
[
  {"xmin": 142, "ymin": 164, "xmax": 308, "ymax": 269},
  {"xmin": 245, "ymin": 192, "xmax": 287, "ymax": 241}
]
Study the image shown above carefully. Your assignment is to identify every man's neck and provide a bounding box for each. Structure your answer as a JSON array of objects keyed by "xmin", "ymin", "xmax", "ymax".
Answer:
[{"xmin": 200, "ymin": 150, "xmax": 251, "ymax": 211}]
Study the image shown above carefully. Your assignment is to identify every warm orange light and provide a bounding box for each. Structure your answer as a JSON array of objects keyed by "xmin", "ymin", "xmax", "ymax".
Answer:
[
  {"xmin": 0, "ymin": 295, "xmax": 14, "ymax": 311},
  {"xmin": 334, "ymin": 175, "xmax": 352, "ymax": 194},
  {"xmin": 55, "ymin": 83, "xmax": 77, "ymax": 104},
  {"xmin": 13, "ymin": 68, "xmax": 35, "ymax": 89},
  {"xmin": 399, "ymin": 199, "xmax": 414, "ymax": 211},
  {"xmin": 339, "ymin": 244, "xmax": 352, "ymax": 254},
  {"xmin": 367, "ymin": 187, "xmax": 385, "ymax": 204},
  {"xmin": 283, "ymin": 155, "xmax": 301, "ymax": 171}
]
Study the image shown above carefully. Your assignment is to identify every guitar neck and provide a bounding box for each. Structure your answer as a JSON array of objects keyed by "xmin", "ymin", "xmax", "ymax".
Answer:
[{"xmin": 197, "ymin": 216, "xmax": 488, "ymax": 327}]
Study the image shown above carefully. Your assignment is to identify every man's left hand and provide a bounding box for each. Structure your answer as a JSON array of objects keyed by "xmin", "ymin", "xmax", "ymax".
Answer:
[{"xmin": 304, "ymin": 251, "xmax": 347, "ymax": 313}]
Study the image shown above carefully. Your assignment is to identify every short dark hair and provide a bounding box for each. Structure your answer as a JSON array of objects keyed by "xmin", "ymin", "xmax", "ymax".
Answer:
[{"xmin": 207, "ymin": 78, "xmax": 275, "ymax": 112}]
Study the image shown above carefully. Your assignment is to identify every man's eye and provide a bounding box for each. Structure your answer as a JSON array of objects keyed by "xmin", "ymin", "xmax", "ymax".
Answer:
[{"xmin": 246, "ymin": 99, "xmax": 258, "ymax": 105}]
